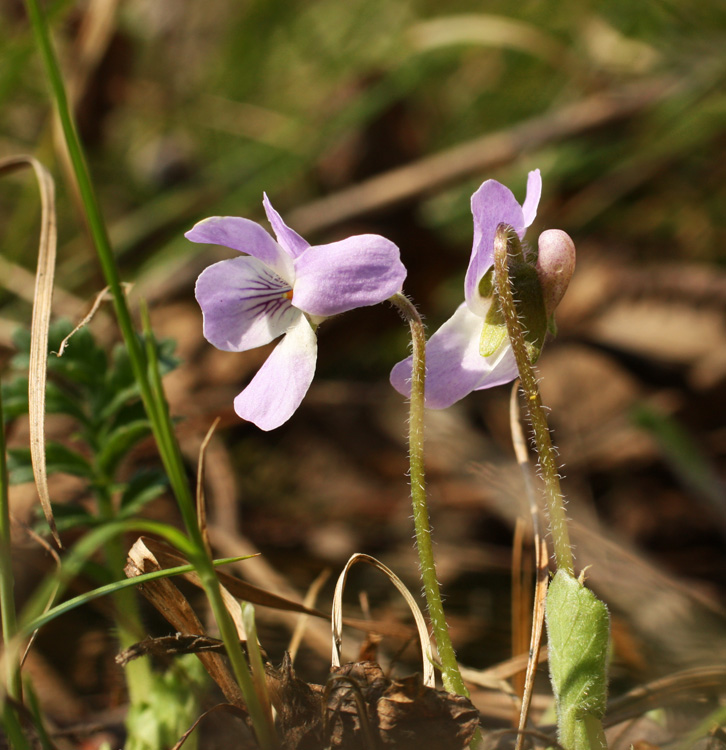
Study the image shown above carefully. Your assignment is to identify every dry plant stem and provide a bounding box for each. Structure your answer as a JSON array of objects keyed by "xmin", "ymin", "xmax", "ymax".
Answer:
[
  {"xmin": 492, "ymin": 227, "xmax": 574, "ymax": 576},
  {"xmin": 389, "ymin": 293, "xmax": 469, "ymax": 698},
  {"xmin": 24, "ymin": 4, "xmax": 277, "ymax": 747},
  {"xmin": 509, "ymin": 383, "xmax": 553, "ymax": 750}
]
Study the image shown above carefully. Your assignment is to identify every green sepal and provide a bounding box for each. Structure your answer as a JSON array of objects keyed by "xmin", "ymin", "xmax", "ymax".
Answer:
[
  {"xmin": 546, "ymin": 570, "xmax": 610, "ymax": 750},
  {"xmin": 478, "ymin": 259, "xmax": 549, "ymax": 362},
  {"xmin": 480, "ymin": 321, "xmax": 508, "ymax": 357},
  {"xmin": 509, "ymin": 260, "xmax": 548, "ymax": 363},
  {"xmin": 478, "ymin": 268, "xmax": 496, "ymax": 299},
  {"xmin": 548, "ymin": 315, "xmax": 558, "ymax": 337}
]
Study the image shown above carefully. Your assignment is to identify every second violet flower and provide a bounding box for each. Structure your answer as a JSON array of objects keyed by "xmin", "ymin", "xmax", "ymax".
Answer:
[
  {"xmin": 391, "ymin": 169, "xmax": 575, "ymax": 409},
  {"xmin": 188, "ymin": 195, "xmax": 406, "ymax": 431}
]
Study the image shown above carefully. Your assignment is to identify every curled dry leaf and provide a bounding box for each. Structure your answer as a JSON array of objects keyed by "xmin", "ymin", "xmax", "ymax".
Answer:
[
  {"xmin": 124, "ymin": 536, "xmax": 246, "ymax": 709},
  {"xmin": 0, "ymin": 156, "xmax": 60, "ymax": 547},
  {"xmin": 324, "ymin": 661, "xmax": 480, "ymax": 750},
  {"xmin": 332, "ymin": 553, "xmax": 435, "ymax": 688}
]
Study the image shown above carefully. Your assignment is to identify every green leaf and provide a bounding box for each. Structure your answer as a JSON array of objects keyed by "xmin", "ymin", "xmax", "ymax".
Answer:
[
  {"xmin": 32, "ymin": 502, "xmax": 98, "ymax": 533},
  {"xmin": 546, "ymin": 570, "xmax": 610, "ymax": 750},
  {"xmin": 1, "ymin": 378, "xmax": 29, "ymax": 421},
  {"xmin": 118, "ymin": 470, "xmax": 169, "ymax": 518},
  {"xmin": 96, "ymin": 420, "xmax": 152, "ymax": 477},
  {"xmin": 46, "ymin": 323, "xmax": 108, "ymax": 388},
  {"xmin": 7, "ymin": 443, "xmax": 93, "ymax": 484},
  {"xmin": 45, "ymin": 381, "xmax": 89, "ymax": 423}
]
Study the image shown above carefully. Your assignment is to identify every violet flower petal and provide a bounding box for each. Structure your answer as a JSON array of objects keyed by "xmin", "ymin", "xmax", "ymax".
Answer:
[
  {"xmin": 391, "ymin": 302, "xmax": 512, "ymax": 409},
  {"xmin": 186, "ymin": 216, "xmax": 294, "ymax": 283},
  {"xmin": 292, "ymin": 235, "xmax": 406, "ymax": 317},
  {"xmin": 521, "ymin": 169, "xmax": 542, "ymax": 229},
  {"xmin": 233, "ymin": 314, "xmax": 317, "ymax": 431},
  {"xmin": 472, "ymin": 345, "xmax": 519, "ymax": 392},
  {"xmin": 262, "ymin": 194, "xmax": 310, "ymax": 259},
  {"xmin": 465, "ymin": 181, "xmax": 525, "ymax": 317},
  {"xmin": 195, "ymin": 256, "xmax": 298, "ymax": 352}
]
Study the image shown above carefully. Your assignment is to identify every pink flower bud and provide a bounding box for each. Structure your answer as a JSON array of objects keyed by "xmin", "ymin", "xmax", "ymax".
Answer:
[{"xmin": 536, "ymin": 229, "xmax": 576, "ymax": 317}]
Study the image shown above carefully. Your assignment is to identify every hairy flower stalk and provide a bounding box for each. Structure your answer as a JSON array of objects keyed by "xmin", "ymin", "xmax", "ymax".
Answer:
[
  {"xmin": 491, "ymin": 225, "xmax": 573, "ymax": 575},
  {"xmin": 389, "ymin": 293, "xmax": 469, "ymax": 698}
]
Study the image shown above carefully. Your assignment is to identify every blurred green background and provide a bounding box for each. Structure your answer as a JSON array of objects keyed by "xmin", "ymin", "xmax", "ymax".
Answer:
[{"xmin": 2, "ymin": 0, "xmax": 724, "ymax": 308}]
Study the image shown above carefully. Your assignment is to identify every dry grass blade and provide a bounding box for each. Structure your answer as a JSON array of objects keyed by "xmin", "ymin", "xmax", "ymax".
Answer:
[
  {"xmin": 288, "ymin": 567, "xmax": 331, "ymax": 664},
  {"xmin": 287, "ymin": 77, "xmax": 674, "ymax": 234},
  {"xmin": 510, "ymin": 383, "xmax": 550, "ymax": 750},
  {"xmin": 0, "ymin": 256, "xmax": 82, "ymax": 319},
  {"xmin": 0, "ymin": 155, "xmax": 60, "ymax": 548},
  {"xmin": 169, "ymin": 703, "xmax": 248, "ymax": 750},
  {"xmin": 55, "ymin": 284, "xmax": 117, "ymax": 356},
  {"xmin": 195, "ymin": 418, "xmax": 220, "ymax": 558},
  {"xmin": 331, "ymin": 553, "xmax": 435, "ymax": 689},
  {"xmin": 604, "ymin": 666, "xmax": 726, "ymax": 727},
  {"xmin": 140, "ymin": 536, "xmax": 414, "ymax": 641},
  {"xmin": 18, "ymin": 521, "xmax": 62, "ymax": 668}
]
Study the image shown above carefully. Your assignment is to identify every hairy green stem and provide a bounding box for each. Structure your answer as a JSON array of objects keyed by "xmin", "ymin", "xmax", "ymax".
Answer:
[
  {"xmin": 389, "ymin": 293, "xmax": 469, "ymax": 697},
  {"xmin": 492, "ymin": 225, "xmax": 574, "ymax": 575},
  {"xmin": 24, "ymin": 4, "xmax": 277, "ymax": 746}
]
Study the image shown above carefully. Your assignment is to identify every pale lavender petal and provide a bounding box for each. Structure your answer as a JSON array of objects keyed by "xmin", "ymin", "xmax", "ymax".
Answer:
[
  {"xmin": 521, "ymin": 169, "xmax": 542, "ymax": 229},
  {"xmin": 292, "ymin": 235, "xmax": 406, "ymax": 316},
  {"xmin": 263, "ymin": 194, "xmax": 309, "ymax": 259},
  {"xmin": 465, "ymin": 181, "xmax": 525, "ymax": 317},
  {"xmin": 473, "ymin": 345, "xmax": 519, "ymax": 391},
  {"xmin": 391, "ymin": 302, "xmax": 516, "ymax": 409},
  {"xmin": 186, "ymin": 216, "xmax": 294, "ymax": 283},
  {"xmin": 195, "ymin": 256, "xmax": 298, "ymax": 352},
  {"xmin": 233, "ymin": 314, "xmax": 317, "ymax": 431}
]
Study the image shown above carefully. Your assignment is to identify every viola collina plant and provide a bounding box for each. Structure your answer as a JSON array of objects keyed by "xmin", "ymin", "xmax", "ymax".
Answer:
[
  {"xmin": 389, "ymin": 171, "xmax": 609, "ymax": 750},
  {"xmin": 188, "ymin": 195, "xmax": 406, "ymax": 430},
  {"xmin": 390, "ymin": 169, "xmax": 576, "ymax": 407}
]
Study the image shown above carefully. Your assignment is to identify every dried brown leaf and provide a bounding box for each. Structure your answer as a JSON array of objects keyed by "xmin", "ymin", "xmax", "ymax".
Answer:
[{"xmin": 125, "ymin": 537, "xmax": 245, "ymax": 708}]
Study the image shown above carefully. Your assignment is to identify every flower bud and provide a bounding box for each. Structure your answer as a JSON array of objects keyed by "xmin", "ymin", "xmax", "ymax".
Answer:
[{"xmin": 536, "ymin": 229, "xmax": 576, "ymax": 317}]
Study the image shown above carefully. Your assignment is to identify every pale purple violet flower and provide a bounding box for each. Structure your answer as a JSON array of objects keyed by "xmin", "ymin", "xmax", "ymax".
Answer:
[
  {"xmin": 189, "ymin": 195, "xmax": 406, "ymax": 430},
  {"xmin": 391, "ymin": 169, "xmax": 574, "ymax": 409}
]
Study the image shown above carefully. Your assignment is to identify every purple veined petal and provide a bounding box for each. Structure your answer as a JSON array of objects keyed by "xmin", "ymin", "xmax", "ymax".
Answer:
[
  {"xmin": 186, "ymin": 216, "xmax": 294, "ymax": 283},
  {"xmin": 233, "ymin": 314, "xmax": 317, "ymax": 431},
  {"xmin": 292, "ymin": 235, "xmax": 406, "ymax": 317},
  {"xmin": 195, "ymin": 256, "xmax": 299, "ymax": 352},
  {"xmin": 521, "ymin": 169, "xmax": 542, "ymax": 229},
  {"xmin": 465, "ymin": 180, "xmax": 525, "ymax": 317},
  {"xmin": 263, "ymin": 194, "xmax": 310, "ymax": 259},
  {"xmin": 391, "ymin": 302, "xmax": 509, "ymax": 409}
]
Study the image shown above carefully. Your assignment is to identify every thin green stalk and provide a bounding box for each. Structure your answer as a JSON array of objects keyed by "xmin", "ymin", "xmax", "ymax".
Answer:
[
  {"xmin": 24, "ymin": 4, "xmax": 277, "ymax": 747},
  {"xmin": 0, "ymin": 389, "xmax": 22, "ymax": 703},
  {"xmin": 94, "ymin": 484, "xmax": 152, "ymax": 705},
  {"xmin": 491, "ymin": 225, "xmax": 573, "ymax": 575},
  {"xmin": 1, "ymin": 700, "xmax": 31, "ymax": 750},
  {"xmin": 389, "ymin": 293, "xmax": 469, "ymax": 697}
]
